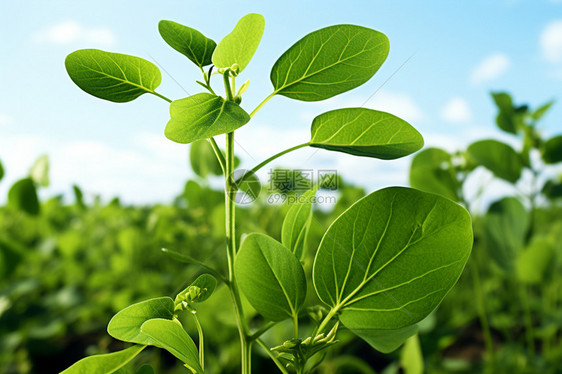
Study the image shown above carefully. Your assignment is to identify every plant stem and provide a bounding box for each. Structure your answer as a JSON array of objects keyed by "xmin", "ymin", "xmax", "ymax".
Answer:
[
  {"xmin": 469, "ymin": 258, "xmax": 495, "ymax": 365},
  {"xmin": 293, "ymin": 313, "xmax": 299, "ymax": 339},
  {"xmin": 237, "ymin": 143, "xmax": 310, "ymax": 186},
  {"xmin": 250, "ymin": 91, "xmax": 276, "ymax": 118},
  {"xmin": 190, "ymin": 312, "xmax": 205, "ymax": 371},
  {"xmin": 209, "ymin": 137, "xmax": 226, "ymax": 175},
  {"xmin": 151, "ymin": 91, "xmax": 172, "ymax": 103},
  {"xmin": 249, "ymin": 321, "xmax": 277, "ymax": 341},
  {"xmin": 315, "ymin": 308, "xmax": 339, "ymax": 336},
  {"xmin": 223, "ymin": 72, "xmax": 235, "ymax": 101},
  {"xmin": 520, "ymin": 285, "xmax": 536, "ymax": 360},
  {"xmin": 256, "ymin": 339, "xmax": 289, "ymax": 374}
]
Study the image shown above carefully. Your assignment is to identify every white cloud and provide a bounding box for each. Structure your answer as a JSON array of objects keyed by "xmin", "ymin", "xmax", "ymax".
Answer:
[
  {"xmin": 440, "ymin": 97, "xmax": 472, "ymax": 124},
  {"xmin": 367, "ymin": 91, "xmax": 425, "ymax": 123},
  {"xmin": 540, "ymin": 20, "xmax": 562, "ymax": 63},
  {"xmin": 470, "ymin": 53, "xmax": 510, "ymax": 84},
  {"xmin": 33, "ymin": 20, "xmax": 116, "ymax": 46}
]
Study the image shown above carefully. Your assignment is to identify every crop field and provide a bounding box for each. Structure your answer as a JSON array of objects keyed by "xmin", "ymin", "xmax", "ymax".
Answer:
[{"xmin": 1, "ymin": 2, "xmax": 561, "ymax": 374}]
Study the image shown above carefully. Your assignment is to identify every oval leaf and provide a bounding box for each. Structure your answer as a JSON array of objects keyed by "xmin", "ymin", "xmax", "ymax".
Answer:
[
  {"xmin": 349, "ymin": 324, "xmax": 418, "ymax": 354},
  {"xmin": 409, "ymin": 148, "xmax": 459, "ymax": 201},
  {"xmin": 65, "ymin": 49, "xmax": 162, "ymax": 103},
  {"xmin": 8, "ymin": 178, "xmax": 39, "ymax": 215},
  {"xmin": 176, "ymin": 274, "xmax": 217, "ymax": 303},
  {"xmin": 541, "ymin": 135, "xmax": 562, "ymax": 164},
  {"xmin": 516, "ymin": 237, "xmax": 555, "ymax": 285},
  {"xmin": 281, "ymin": 184, "xmax": 320, "ymax": 259},
  {"xmin": 165, "ymin": 93, "xmax": 250, "ymax": 144},
  {"xmin": 491, "ymin": 92, "xmax": 518, "ymax": 134},
  {"xmin": 481, "ymin": 197, "xmax": 528, "ymax": 271},
  {"xmin": 107, "ymin": 297, "xmax": 174, "ymax": 345},
  {"xmin": 30, "ymin": 154, "xmax": 49, "ymax": 187},
  {"xmin": 235, "ymin": 233, "xmax": 307, "ymax": 321},
  {"xmin": 212, "ymin": 13, "xmax": 265, "ymax": 73},
  {"xmin": 467, "ymin": 139, "xmax": 522, "ymax": 183},
  {"xmin": 140, "ymin": 318, "xmax": 202, "ymax": 373},
  {"xmin": 310, "ymin": 108, "xmax": 423, "ymax": 159},
  {"xmin": 159, "ymin": 20, "xmax": 216, "ymax": 67},
  {"xmin": 271, "ymin": 25, "xmax": 389, "ymax": 101},
  {"xmin": 313, "ymin": 187, "xmax": 472, "ymax": 330},
  {"xmin": 61, "ymin": 345, "xmax": 146, "ymax": 374}
]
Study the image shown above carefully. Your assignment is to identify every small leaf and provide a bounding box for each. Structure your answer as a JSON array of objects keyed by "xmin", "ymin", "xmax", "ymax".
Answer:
[
  {"xmin": 65, "ymin": 49, "xmax": 161, "ymax": 103},
  {"xmin": 467, "ymin": 140, "xmax": 522, "ymax": 183},
  {"xmin": 310, "ymin": 108, "xmax": 423, "ymax": 159},
  {"xmin": 271, "ymin": 25, "xmax": 389, "ymax": 101},
  {"xmin": 531, "ymin": 99, "xmax": 554, "ymax": 121},
  {"xmin": 400, "ymin": 334, "xmax": 424, "ymax": 374},
  {"xmin": 165, "ymin": 93, "xmax": 250, "ymax": 144},
  {"xmin": 349, "ymin": 325, "xmax": 418, "ymax": 354},
  {"xmin": 158, "ymin": 20, "xmax": 216, "ymax": 67},
  {"xmin": 107, "ymin": 297, "xmax": 174, "ymax": 345},
  {"xmin": 481, "ymin": 197, "xmax": 528, "ymax": 271},
  {"xmin": 30, "ymin": 154, "xmax": 49, "ymax": 187},
  {"xmin": 235, "ymin": 233, "xmax": 307, "ymax": 321},
  {"xmin": 140, "ymin": 318, "xmax": 202, "ymax": 373},
  {"xmin": 516, "ymin": 237, "xmax": 555, "ymax": 285},
  {"xmin": 60, "ymin": 345, "xmax": 146, "ymax": 374},
  {"xmin": 281, "ymin": 184, "xmax": 320, "ymax": 259},
  {"xmin": 177, "ymin": 274, "xmax": 217, "ymax": 303},
  {"xmin": 8, "ymin": 178, "xmax": 40, "ymax": 215},
  {"xmin": 541, "ymin": 135, "xmax": 562, "ymax": 164},
  {"xmin": 212, "ymin": 13, "xmax": 265, "ymax": 73},
  {"xmin": 190, "ymin": 140, "xmax": 223, "ymax": 178},
  {"xmin": 409, "ymin": 148, "xmax": 459, "ymax": 201},
  {"xmin": 313, "ymin": 187, "xmax": 472, "ymax": 330},
  {"xmin": 491, "ymin": 92, "xmax": 517, "ymax": 134},
  {"xmin": 135, "ymin": 364, "xmax": 155, "ymax": 374}
]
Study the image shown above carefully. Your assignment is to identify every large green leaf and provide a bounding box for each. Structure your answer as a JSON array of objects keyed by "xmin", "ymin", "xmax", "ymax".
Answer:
[
  {"xmin": 60, "ymin": 345, "xmax": 146, "ymax": 374},
  {"xmin": 212, "ymin": 13, "xmax": 265, "ymax": 73},
  {"xmin": 8, "ymin": 178, "xmax": 39, "ymax": 215},
  {"xmin": 271, "ymin": 25, "xmax": 389, "ymax": 101},
  {"xmin": 30, "ymin": 154, "xmax": 49, "ymax": 187},
  {"xmin": 107, "ymin": 297, "xmax": 174, "ymax": 345},
  {"xmin": 481, "ymin": 197, "xmax": 528, "ymax": 271},
  {"xmin": 158, "ymin": 20, "xmax": 216, "ymax": 67},
  {"xmin": 313, "ymin": 187, "xmax": 472, "ymax": 330},
  {"xmin": 65, "ymin": 49, "xmax": 162, "ymax": 103},
  {"xmin": 467, "ymin": 140, "xmax": 522, "ymax": 183},
  {"xmin": 281, "ymin": 184, "xmax": 320, "ymax": 259},
  {"xmin": 409, "ymin": 148, "xmax": 459, "ymax": 201},
  {"xmin": 165, "ymin": 93, "xmax": 250, "ymax": 144},
  {"xmin": 309, "ymin": 108, "xmax": 423, "ymax": 159},
  {"xmin": 349, "ymin": 324, "xmax": 418, "ymax": 354},
  {"xmin": 140, "ymin": 318, "xmax": 202, "ymax": 373},
  {"xmin": 541, "ymin": 135, "xmax": 562, "ymax": 164},
  {"xmin": 235, "ymin": 233, "xmax": 307, "ymax": 321}
]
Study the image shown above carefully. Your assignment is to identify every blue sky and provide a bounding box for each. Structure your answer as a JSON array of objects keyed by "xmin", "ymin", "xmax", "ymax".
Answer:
[{"xmin": 1, "ymin": 0, "xmax": 561, "ymax": 205}]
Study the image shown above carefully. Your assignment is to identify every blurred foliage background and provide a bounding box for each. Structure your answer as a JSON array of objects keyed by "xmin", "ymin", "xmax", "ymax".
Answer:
[{"xmin": 1, "ymin": 92, "xmax": 562, "ymax": 373}]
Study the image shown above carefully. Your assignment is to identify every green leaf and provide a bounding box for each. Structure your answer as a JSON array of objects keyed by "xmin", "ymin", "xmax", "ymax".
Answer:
[
  {"xmin": 349, "ymin": 324, "xmax": 418, "ymax": 354},
  {"xmin": 140, "ymin": 318, "xmax": 202, "ymax": 373},
  {"xmin": 313, "ymin": 187, "xmax": 472, "ymax": 330},
  {"xmin": 0, "ymin": 159, "xmax": 4, "ymax": 181},
  {"xmin": 165, "ymin": 93, "xmax": 250, "ymax": 144},
  {"xmin": 543, "ymin": 179, "xmax": 562, "ymax": 199},
  {"xmin": 190, "ymin": 139, "xmax": 223, "ymax": 177},
  {"xmin": 531, "ymin": 99, "xmax": 554, "ymax": 121},
  {"xmin": 135, "ymin": 364, "xmax": 155, "ymax": 374},
  {"xmin": 176, "ymin": 274, "xmax": 217, "ymax": 303},
  {"xmin": 491, "ymin": 92, "xmax": 517, "ymax": 134},
  {"xmin": 65, "ymin": 49, "xmax": 162, "ymax": 103},
  {"xmin": 309, "ymin": 108, "xmax": 423, "ymax": 159},
  {"xmin": 235, "ymin": 233, "xmax": 307, "ymax": 321},
  {"xmin": 467, "ymin": 140, "xmax": 522, "ymax": 183},
  {"xmin": 60, "ymin": 345, "xmax": 146, "ymax": 374},
  {"xmin": 271, "ymin": 25, "xmax": 389, "ymax": 102},
  {"xmin": 8, "ymin": 178, "xmax": 40, "ymax": 215},
  {"xmin": 281, "ymin": 185, "xmax": 320, "ymax": 259},
  {"xmin": 516, "ymin": 237, "xmax": 555, "ymax": 285},
  {"xmin": 481, "ymin": 197, "xmax": 528, "ymax": 271},
  {"xmin": 158, "ymin": 20, "xmax": 216, "ymax": 67},
  {"xmin": 409, "ymin": 148, "xmax": 459, "ymax": 201},
  {"xmin": 212, "ymin": 13, "xmax": 265, "ymax": 73},
  {"xmin": 400, "ymin": 334, "xmax": 424, "ymax": 374},
  {"xmin": 541, "ymin": 135, "xmax": 562, "ymax": 164},
  {"xmin": 30, "ymin": 154, "xmax": 49, "ymax": 187},
  {"xmin": 107, "ymin": 297, "xmax": 174, "ymax": 345}
]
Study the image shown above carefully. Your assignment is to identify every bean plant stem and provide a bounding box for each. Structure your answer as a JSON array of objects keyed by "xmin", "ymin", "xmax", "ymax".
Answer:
[
  {"xmin": 209, "ymin": 137, "xmax": 226, "ymax": 174},
  {"xmin": 191, "ymin": 312, "xmax": 205, "ymax": 371},
  {"xmin": 250, "ymin": 91, "xmax": 276, "ymax": 118},
  {"xmin": 151, "ymin": 91, "xmax": 172, "ymax": 103},
  {"xmin": 469, "ymin": 257, "xmax": 495, "ymax": 365},
  {"xmin": 256, "ymin": 339, "xmax": 290, "ymax": 374}
]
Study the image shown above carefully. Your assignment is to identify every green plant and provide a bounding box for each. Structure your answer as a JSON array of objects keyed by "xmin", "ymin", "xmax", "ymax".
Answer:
[{"xmin": 62, "ymin": 14, "xmax": 473, "ymax": 374}]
